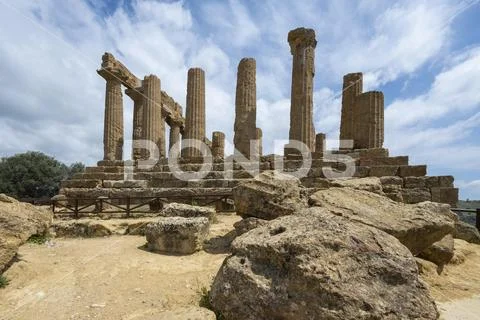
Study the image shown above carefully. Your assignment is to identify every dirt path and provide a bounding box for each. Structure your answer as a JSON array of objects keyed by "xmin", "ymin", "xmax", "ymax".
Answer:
[
  {"xmin": 2, "ymin": 214, "xmax": 480, "ymax": 320},
  {"xmin": 0, "ymin": 214, "xmax": 240, "ymax": 320}
]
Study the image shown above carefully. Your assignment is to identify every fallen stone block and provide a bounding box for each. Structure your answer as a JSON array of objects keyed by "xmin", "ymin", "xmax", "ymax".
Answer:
[{"xmin": 145, "ymin": 217, "xmax": 210, "ymax": 254}]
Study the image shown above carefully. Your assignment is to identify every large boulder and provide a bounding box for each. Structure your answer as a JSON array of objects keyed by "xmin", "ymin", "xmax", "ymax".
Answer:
[
  {"xmin": 310, "ymin": 187, "xmax": 456, "ymax": 255},
  {"xmin": 233, "ymin": 171, "xmax": 307, "ymax": 220},
  {"xmin": 0, "ymin": 194, "xmax": 53, "ymax": 273},
  {"xmin": 145, "ymin": 217, "xmax": 209, "ymax": 254},
  {"xmin": 233, "ymin": 217, "xmax": 268, "ymax": 236},
  {"xmin": 160, "ymin": 203, "xmax": 216, "ymax": 222},
  {"xmin": 454, "ymin": 221, "xmax": 480, "ymax": 244},
  {"xmin": 331, "ymin": 177, "xmax": 384, "ymax": 195},
  {"xmin": 418, "ymin": 234, "xmax": 455, "ymax": 267},
  {"xmin": 210, "ymin": 207, "xmax": 439, "ymax": 320}
]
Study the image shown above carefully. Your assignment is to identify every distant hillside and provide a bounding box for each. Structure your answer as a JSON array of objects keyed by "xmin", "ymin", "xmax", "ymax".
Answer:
[
  {"xmin": 456, "ymin": 200, "xmax": 479, "ymax": 226},
  {"xmin": 458, "ymin": 200, "xmax": 480, "ymax": 209}
]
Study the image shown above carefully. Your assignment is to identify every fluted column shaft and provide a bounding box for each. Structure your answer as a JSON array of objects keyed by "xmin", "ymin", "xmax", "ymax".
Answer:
[
  {"xmin": 169, "ymin": 123, "xmax": 181, "ymax": 156},
  {"xmin": 182, "ymin": 68, "xmax": 206, "ymax": 158},
  {"xmin": 126, "ymin": 88, "xmax": 144, "ymax": 160},
  {"xmin": 103, "ymin": 78, "xmax": 123, "ymax": 161},
  {"xmin": 288, "ymin": 28, "xmax": 317, "ymax": 152},
  {"xmin": 142, "ymin": 75, "xmax": 165, "ymax": 159},
  {"xmin": 234, "ymin": 58, "xmax": 257, "ymax": 159},
  {"xmin": 353, "ymin": 91, "xmax": 384, "ymax": 149},
  {"xmin": 340, "ymin": 73, "xmax": 363, "ymax": 149},
  {"xmin": 212, "ymin": 131, "xmax": 225, "ymax": 159},
  {"xmin": 255, "ymin": 128, "xmax": 262, "ymax": 158}
]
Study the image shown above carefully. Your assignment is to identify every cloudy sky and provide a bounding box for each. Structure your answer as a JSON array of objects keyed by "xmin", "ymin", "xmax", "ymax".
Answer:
[{"xmin": 0, "ymin": 0, "xmax": 479, "ymax": 199}]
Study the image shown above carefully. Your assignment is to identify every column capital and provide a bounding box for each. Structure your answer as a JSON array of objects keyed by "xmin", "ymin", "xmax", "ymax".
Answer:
[{"xmin": 288, "ymin": 27, "xmax": 317, "ymax": 54}]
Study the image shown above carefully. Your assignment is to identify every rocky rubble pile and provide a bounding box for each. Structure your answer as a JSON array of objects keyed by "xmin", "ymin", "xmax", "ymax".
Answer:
[{"xmin": 208, "ymin": 172, "xmax": 464, "ymax": 319}]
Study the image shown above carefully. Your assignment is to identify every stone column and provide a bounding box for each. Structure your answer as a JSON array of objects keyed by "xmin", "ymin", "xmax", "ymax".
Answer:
[
  {"xmin": 182, "ymin": 68, "xmax": 206, "ymax": 159},
  {"xmin": 142, "ymin": 75, "xmax": 165, "ymax": 159},
  {"xmin": 234, "ymin": 58, "xmax": 257, "ymax": 159},
  {"xmin": 126, "ymin": 87, "xmax": 144, "ymax": 160},
  {"xmin": 315, "ymin": 133, "xmax": 326, "ymax": 155},
  {"xmin": 212, "ymin": 131, "xmax": 225, "ymax": 159},
  {"xmin": 169, "ymin": 121, "xmax": 182, "ymax": 157},
  {"xmin": 287, "ymin": 27, "xmax": 317, "ymax": 153},
  {"xmin": 255, "ymin": 128, "xmax": 263, "ymax": 158},
  {"xmin": 102, "ymin": 76, "xmax": 123, "ymax": 161},
  {"xmin": 340, "ymin": 73, "xmax": 363, "ymax": 149},
  {"xmin": 353, "ymin": 91, "xmax": 384, "ymax": 149}
]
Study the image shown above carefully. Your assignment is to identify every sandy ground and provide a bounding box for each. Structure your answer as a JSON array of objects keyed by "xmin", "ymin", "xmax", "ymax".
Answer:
[
  {"xmin": 0, "ymin": 214, "xmax": 240, "ymax": 320},
  {"xmin": 1, "ymin": 213, "xmax": 480, "ymax": 320},
  {"xmin": 418, "ymin": 239, "xmax": 480, "ymax": 319}
]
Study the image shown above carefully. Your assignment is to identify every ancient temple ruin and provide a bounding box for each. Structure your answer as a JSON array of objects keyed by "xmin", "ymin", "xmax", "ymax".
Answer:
[{"xmin": 59, "ymin": 27, "xmax": 458, "ymax": 209}]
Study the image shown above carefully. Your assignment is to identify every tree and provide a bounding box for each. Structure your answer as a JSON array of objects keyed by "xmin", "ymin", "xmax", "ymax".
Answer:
[{"xmin": 0, "ymin": 151, "xmax": 85, "ymax": 199}]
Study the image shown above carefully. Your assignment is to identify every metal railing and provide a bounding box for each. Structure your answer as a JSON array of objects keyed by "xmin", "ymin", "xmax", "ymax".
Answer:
[
  {"xmin": 52, "ymin": 194, "xmax": 234, "ymax": 219},
  {"xmin": 451, "ymin": 207, "xmax": 480, "ymax": 230}
]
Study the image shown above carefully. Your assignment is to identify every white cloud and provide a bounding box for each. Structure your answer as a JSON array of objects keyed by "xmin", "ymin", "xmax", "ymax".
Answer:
[{"xmin": 0, "ymin": 0, "xmax": 479, "ymax": 199}]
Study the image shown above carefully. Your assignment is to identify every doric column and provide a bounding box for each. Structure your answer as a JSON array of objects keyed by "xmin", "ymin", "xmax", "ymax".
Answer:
[
  {"xmin": 169, "ymin": 120, "xmax": 182, "ymax": 157},
  {"xmin": 255, "ymin": 128, "xmax": 263, "ymax": 158},
  {"xmin": 126, "ymin": 87, "xmax": 144, "ymax": 160},
  {"xmin": 287, "ymin": 27, "xmax": 317, "ymax": 153},
  {"xmin": 315, "ymin": 133, "xmax": 326, "ymax": 155},
  {"xmin": 211, "ymin": 131, "xmax": 225, "ymax": 159},
  {"xmin": 182, "ymin": 68, "xmax": 206, "ymax": 159},
  {"xmin": 142, "ymin": 75, "xmax": 165, "ymax": 159},
  {"xmin": 101, "ymin": 75, "xmax": 123, "ymax": 161},
  {"xmin": 353, "ymin": 91, "xmax": 384, "ymax": 149},
  {"xmin": 340, "ymin": 72, "xmax": 363, "ymax": 149},
  {"xmin": 234, "ymin": 58, "xmax": 257, "ymax": 159}
]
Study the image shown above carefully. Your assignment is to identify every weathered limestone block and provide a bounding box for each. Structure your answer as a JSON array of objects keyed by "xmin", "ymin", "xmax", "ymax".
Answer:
[
  {"xmin": 369, "ymin": 165, "xmax": 399, "ymax": 177},
  {"xmin": 233, "ymin": 171, "xmax": 307, "ymax": 220},
  {"xmin": 340, "ymin": 73, "xmax": 362, "ymax": 149},
  {"xmin": 353, "ymin": 91, "xmax": 384, "ymax": 149},
  {"xmin": 145, "ymin": 217, "xmax": 209, "ymax": 254},
  {"xmin": 160, "ymin": 203, "xmax": 216, "ymax": 222},
  {"xmin": 209, "ymin": 207, "xmax": 439, "ymax": 319},
  {"xmin": 330, "ymin": 177, "xmax": 384, "ymax": 194},
  {"xmin": 431, "ymin": 187, "xmax": 459, "ymax": 207},
  {"xmin": 142, "ymin": 75, "xmax": 165, "ymax": 159},
  {"xmin": 425, "ymin": 176, "xmax": 454, "ymax": 188},
  {"xmin": 1, "ymin": 194, "xmax": 53, "ymax": 272},
  {"xmin": 233, "ymin": 217, "xmax": 268, "ymax": 237},
  {"xmin": 211, "ymin": 131, "xmax": 225, "ymax": 159},
  {"xmin": 352, "ymin": 166, "xmax": 370, "ymax": 178},
  {"xmin": 287, "ymin": 28, "xmax": 316, "ymax": 152},
  {"xmin": 404, "ymin": 176, "xmax": 426, "ymax": 189},
  {"xmin": 182, "ymin": 68, "xmax": 206, "ymax": 159},
  {"xmin": 454, "ymin": 221, "xmax": 480, "ymax": 244},
  {"xmin": 418, "ymin": 234, "xmax": 454, "ymax": 267},
  {"xmin": 358, "ymin": 147, "xmax": 389, "ymax": 158},
  {"xmin": 380, "ymin": 176, "xmax": 403, "ymax": 186},
  {"xmin": 398, "ymin": 165, "xmax": 427, "ymax": 177},
  {"xmin": 359, "ymin": 156, "xmax": 408, "ymax": 166},
  {"xmin": 401, "ymin": 188, "xmax": 432, "ymax": 204},
  {"xmin": 310, "ymin": 188, "xmax": 456, "ymax": 255},
  {"xmin": 234, "ymin": 58, "xmax": 257, "ymax": 159}
]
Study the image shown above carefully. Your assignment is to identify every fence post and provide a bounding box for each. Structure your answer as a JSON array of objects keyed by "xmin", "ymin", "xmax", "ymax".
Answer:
[
  {"xmin": 476, "ymin": 208, "xmax": 480, "ymax": 231},
  {"xmin": 126, "ymin": 197, "xmax": 131, "ymax": 218},
  {"xmin": 74, "ymin": 199, "xmax": 79, "ymax": 219}
]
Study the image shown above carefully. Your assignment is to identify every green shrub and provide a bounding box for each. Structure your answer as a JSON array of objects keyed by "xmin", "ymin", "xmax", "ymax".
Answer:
[
  {"xmin": 0, "ymin": 275, "xmax": 9, "ymax": 288},
  {"xmin": 27, "ymin": 234, "xmax": 49, "ymax": 245}
]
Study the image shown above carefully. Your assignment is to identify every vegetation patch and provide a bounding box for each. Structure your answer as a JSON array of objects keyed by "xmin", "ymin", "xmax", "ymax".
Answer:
[
  {"xmin": 27, "ymin": 234, "xmax": 49, "ymax": 245},
  {"xmin": 198, "ymin": 286, "xmax": 223, "ymax": 319},
  {"xmin": 0, "ymin": 275, "xmax": 9, "ymax": 288}
]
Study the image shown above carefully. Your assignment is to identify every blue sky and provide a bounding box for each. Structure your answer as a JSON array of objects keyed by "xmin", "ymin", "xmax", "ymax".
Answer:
[{"xmin": 0, "ymin": 0, "xmax": 479, "ymax": 199}]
